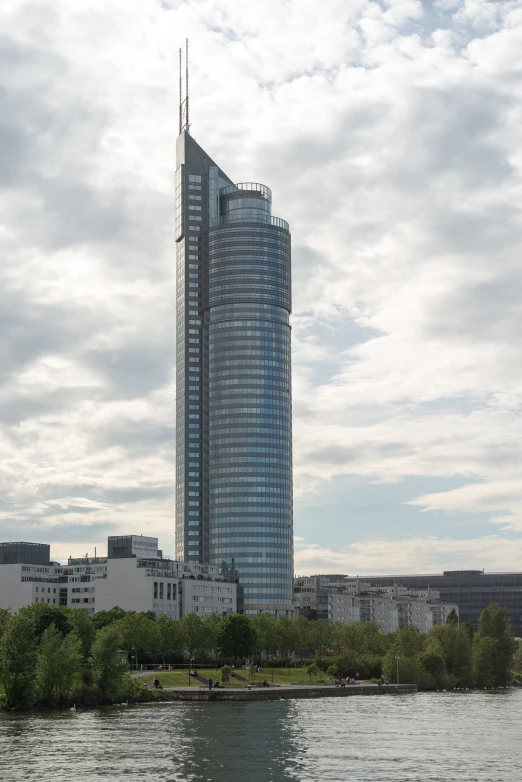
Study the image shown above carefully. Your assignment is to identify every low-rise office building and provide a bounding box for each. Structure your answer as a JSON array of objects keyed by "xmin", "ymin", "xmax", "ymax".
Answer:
[
  {"xmin": 363, "ymin": 570, "xmax": 522, "ymax": 636},
  {"xmin": 0, "ymin": 535, "xmax": 237, "ymax": 618},
  {"xmin": 294, "ymin": 574, "xmax": 458, "ymax": 632}
]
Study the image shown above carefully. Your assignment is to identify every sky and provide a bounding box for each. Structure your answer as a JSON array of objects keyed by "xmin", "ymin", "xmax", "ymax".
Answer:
[{"xmin": 1, "ymin": 0, "xmax": 522, "ymax": 575}]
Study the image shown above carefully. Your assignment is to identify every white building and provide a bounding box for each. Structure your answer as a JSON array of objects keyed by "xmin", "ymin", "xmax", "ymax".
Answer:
[
  {"xmin": 294, "ymin": 574, "xmax": 458, "ymax": 632},
  {"xmin": 0, "ymin": 536, "xmax": 237, "ymax": 618}
]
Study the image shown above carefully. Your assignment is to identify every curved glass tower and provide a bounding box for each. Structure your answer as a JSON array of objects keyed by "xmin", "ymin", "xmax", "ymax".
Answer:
[{"xmin": 175, "ymin": 132, "xmax": 293, "ymax": 615}]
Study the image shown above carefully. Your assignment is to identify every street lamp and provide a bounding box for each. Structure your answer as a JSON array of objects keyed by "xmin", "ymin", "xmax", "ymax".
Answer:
[{"xmin": 395, "ymin": 647, "xmax": 400, "ymax": 686}]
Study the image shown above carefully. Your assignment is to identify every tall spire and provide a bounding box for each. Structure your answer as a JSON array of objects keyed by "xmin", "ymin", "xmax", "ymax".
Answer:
[{"xmin": 179, "ymin": 38, "xmax": 190, "ymax": 135}]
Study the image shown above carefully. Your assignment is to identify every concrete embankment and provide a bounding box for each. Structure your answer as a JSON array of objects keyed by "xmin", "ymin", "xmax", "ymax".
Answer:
[{"xmin": 156, "ymin": 683, "xmax": 416, "ymax": 702}]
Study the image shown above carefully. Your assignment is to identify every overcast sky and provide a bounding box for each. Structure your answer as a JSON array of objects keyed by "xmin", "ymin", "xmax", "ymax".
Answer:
[{"xmin": 1, "ymin": 0, "xmax": 522, "ymax": 574}]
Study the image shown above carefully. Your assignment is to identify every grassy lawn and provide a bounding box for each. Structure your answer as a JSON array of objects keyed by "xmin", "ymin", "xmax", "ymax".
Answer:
[{"xmin": 134, "ymin": 667, "xmax": 330, "ymax": 689}]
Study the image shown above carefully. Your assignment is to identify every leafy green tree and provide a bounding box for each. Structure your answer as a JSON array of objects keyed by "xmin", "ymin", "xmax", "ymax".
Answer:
[
  {"xmin": 306, "ymin": 662, "xmax": 320, "ymax": 682},
  {"xmin": 65, "ymin": 609, "xmax": 96, "ymax": 661},
  {"xmin": 36, "ymin": 624, "xmax": 81, "ymax": 705},
  {"xmin": 20, "ymin": 603, "xmax": 71, "ymax": 640},
  {"xmin": 425, "ymin": 623, "xmax": 472, "ymax": 685},
  {"xmin": 462, "ymin": 621, "xmax": 474, "ymax": 642},
  {"xmin": 182, "ymin": 612, "xmax": 207, "ymax": 662},
  {"xmin": 446, "ymin": 609, "xmax": 459, "ymax": 625},
  {"xmin": 219, "ymin": 614, "xmax": 256, "ymax": 666},
  {"xmin": 252, "ymin": 613, "xmax": 278, "ymax": 665},
  {"xmin": 0, "ymin": 611, "xmax": 37, "ymax": 709},
  {"xmin": 326, "ymin": 663, "xmax": 339, "ymax": 679},
  {"xmin": 294, "ymin": 615, "xmax": 312, "ymax": 664},
  {"xmin": 0, "ymin": 608, "xmax": 10, "ymax": 644},
  {"xmin": 90, "ymin": 625, "xmax": 125, "ymax": 700},
  {"xmin": 116, "ymin": 612, "xmax": 154, "ymax": 668},
  {"xmin": 277, "ymin": 615, "xmax": 297, "ymax": 666},
  {"xmin": 472, "ymin": 603, "xmax": 516, "ymax": 687},
  {"xmin": 512, "ymin": 641, "xmax": 522, "ymax": 675},
  {"xmin": 153, "ymin": 616, "xmax": 186, "ymax": 664},
  {"xmin": 330, "ymin": 623, "xmax": 345, "ymax": 655},
  {"xmin": 419, "ymin": 649, "xmax": 446, "ymax": 687},
  {"xmin": 382, "ymin": 646, "xmax": 432, "ymax": 688},
  {"xmin": 91, "ymin": 606, "xmax": 126, "ymax": 631},
  {"xmin": 309, "ymin": 620, "xmax": 333, "ymax": 657},
  {"xmin": 359, "ymin": 621, "xmax": 391, "ymax": 656},
  {"xmin": 473, "ymin": 636, "xmax": 498, "ymax": 687},
  {"xmin": 220, "ymin": 664, "xmax": 232, "ymax": 683},
  {"xmin": 204, "ymin": 612, "xmax": 223, "ymax": 668}
]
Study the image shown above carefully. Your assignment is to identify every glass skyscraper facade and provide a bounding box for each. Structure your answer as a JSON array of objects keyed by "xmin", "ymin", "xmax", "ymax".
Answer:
[{"xmin": 175, "ymin": 131, "xmax": 293, "ymax": 615}]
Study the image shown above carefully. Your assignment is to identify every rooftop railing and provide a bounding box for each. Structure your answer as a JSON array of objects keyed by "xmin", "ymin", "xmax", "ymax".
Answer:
[
  {"xmin": 209, "ymin": 214, "xmax": 289, "ymax": 231},
  {"xmin": 219, "ymin": 182, "xmax": 272, "ymax": 200}
]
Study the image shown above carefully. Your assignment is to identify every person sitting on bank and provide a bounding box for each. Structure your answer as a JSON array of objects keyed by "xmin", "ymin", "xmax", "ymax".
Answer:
[{"xmin": 263, "ymin": 679, "xmax": 270, "ymax": 687}]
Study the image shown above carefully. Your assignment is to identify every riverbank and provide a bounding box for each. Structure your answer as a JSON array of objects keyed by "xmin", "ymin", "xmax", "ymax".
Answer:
[{"xmin": 154, "ymin": 683, "xmax": 417, "ymax": 701}]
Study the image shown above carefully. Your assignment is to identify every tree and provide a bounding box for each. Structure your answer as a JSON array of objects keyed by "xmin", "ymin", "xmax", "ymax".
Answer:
[
  {"xmin": 512, "ymin": 641, "xmax": 522, "ymax": 675},
  {"xmin": 0, "ymin": 608, "xmax": 10, "ymax": 645},
  {"xmin": 153, "ymin": 616, "xmax": 186, "ymax": 664},
  {"xmin": 219, "ymin": 614, "xmax": 256, "ymax": 666},
  {"xmin": 309, "ymin": 620, "xmax": 333, "ymax": 657},
  {"xmin": 182, "ymin": 612, "xmax": 206, "ymax": 662},
  {"xmin": 116, "ymin": 612, "xmax": 154, "ymax": 668},
  {"xmin": 0, "ymin": 611, "xmax": 37, "ymax": 709},
  {"xmin": 382, "ymin": 646, "xmax": 431, "ymax": 688},
  {"xmin": 306, "ymin": 662, "xmax": 320, "ymax": 682},
  {"xmin": 473, "ymin": 636, "xmax": 498, "ymax": 688},
  {"xmin": 293, "ymin": 616, "xmax": 312, "ymax": 664},
  {"xmin": 252, "ymin": 613, "xmax": 278, "ymax": 665},
  {"xmin": 358, "ymin": 621, "xmax": 390, "ymax": 656},
  {"xmin": 446, "ymin": 609, "xmax": 459, "ymax": 625},
  {"xmin": 91, "ymin": 606, "xmax": 126, "ymax": 631},
  {"xmin": 220, "ymin": 665, "xmax": 232, "ymax": 683},
  {"xmin": 36, "ymin": 624, "xmax": 81, "ymax": 705},
  {"xmin": 330, "ymin": 623, "xmax": 345, "ymax": 656},
  {"xmin": 277, "ymin": 616, "xmax": 297, "ymax": 667},
  {"xmin": 20, "ymin": 603, "xmax": 71, "ymax": 641},
  {"xmin": 462, "ymin": 622, "xmax": 474, "ymax": 642},
  {"xmin": 425, "ymin": 623, "xmax": 472, "ymax": 685},
  {"xmin": 66, "ymin": 609, "xmax": 96, "ymax": 661},
  {"xmin": 90, "ymin": 625, "xmax": 125, "ymax": 700},
  {"xmin": 472, "ymin": 603, "xmax": 516, "ymax": 687},
  {"xmin": 204, "ymin": 612, "xmax": 223, "ymax": 668}
]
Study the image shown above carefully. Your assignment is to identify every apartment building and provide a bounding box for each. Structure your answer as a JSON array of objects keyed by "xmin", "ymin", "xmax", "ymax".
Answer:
[{"xmin": 0, "ymin": 535, "xmax": 237, "ymax": 618}]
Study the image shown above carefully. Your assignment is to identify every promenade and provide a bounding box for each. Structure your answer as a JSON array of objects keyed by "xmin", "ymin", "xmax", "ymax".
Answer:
[{"xmin": 154, "ymin": 683, "xmax": 417, "ymax": 701}]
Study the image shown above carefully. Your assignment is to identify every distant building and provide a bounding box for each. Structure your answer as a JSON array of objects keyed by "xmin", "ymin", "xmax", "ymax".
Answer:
[
  {"xmin": 0, "ymin": 535, "xmax": 237, "ymax": 618},
  {"xmin": 363, "ymin": 570, "xmax": 522, "ymax": 636},
  {"xmin": 294, "ymin": 574, "xmax": 458, "ymax": 633}
]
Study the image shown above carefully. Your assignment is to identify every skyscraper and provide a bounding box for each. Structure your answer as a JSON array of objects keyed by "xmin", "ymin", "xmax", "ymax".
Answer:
[{"xmin": 175, "ymin": 130, "xmax": 293, "ymax": 615}]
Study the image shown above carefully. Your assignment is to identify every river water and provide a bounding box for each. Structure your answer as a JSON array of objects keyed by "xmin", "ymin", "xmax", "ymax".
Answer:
[{"xmin": 1, "ymin": 690, "xmax": 522, "ymax": 781}]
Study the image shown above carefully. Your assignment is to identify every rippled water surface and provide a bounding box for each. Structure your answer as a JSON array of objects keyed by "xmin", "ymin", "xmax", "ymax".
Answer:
[{"xmin": 2, "ymin": 691, "xmax": 522, "ymax": 781}]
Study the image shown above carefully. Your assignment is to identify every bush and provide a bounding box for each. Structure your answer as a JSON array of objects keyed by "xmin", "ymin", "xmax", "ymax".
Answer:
[
  {"xmin": 306, "ymin": 662, "xmax": 321, "ymax": 682},
  {"xmin": 220, "ymin": 665, "xmax": 232, "ymax": 683}
]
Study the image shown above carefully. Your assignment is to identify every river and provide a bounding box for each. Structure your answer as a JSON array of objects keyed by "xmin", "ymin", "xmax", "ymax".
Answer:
[{"xmin": 1, "ymin": 690, "xmax": 522, "ymax": 781}]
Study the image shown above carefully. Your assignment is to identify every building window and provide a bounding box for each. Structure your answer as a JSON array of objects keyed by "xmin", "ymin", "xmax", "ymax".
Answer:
[
  {"xmin": 154, "ymin": 582, "xmax": 158, "ymax": 599},
  {"xmin": 159, "ymin": 582, "xmax": 164, "ymax": 600}
]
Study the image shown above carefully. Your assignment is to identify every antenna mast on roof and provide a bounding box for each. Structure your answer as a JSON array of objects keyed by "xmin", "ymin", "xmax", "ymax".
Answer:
[{"xmin": 179, "ymin": 38, "xmax": 190, "ymax": 135}]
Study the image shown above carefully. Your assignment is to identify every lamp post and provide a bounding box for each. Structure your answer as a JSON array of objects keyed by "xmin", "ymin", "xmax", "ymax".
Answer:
[{"xmin": 395, "ymin": 647, "xmax": 400, "ymax": 686}]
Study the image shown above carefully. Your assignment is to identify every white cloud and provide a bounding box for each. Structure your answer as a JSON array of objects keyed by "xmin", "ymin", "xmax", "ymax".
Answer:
[
  {"xmin": 294, "ymin": 534, "xmax": 522, "ymax": 575},
  {"xmin": 0, "ymin": 0, "xmax": 521, "ymax": 563}
]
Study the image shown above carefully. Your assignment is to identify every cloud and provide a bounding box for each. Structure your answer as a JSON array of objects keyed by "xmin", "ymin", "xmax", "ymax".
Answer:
[
  {"xmin": 294, "ymin": 534, "xmax": 522, "ymax": 575},
  {"xmin": 0, "ymin": 0, "xmax": 521, "ymax": 566}
]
